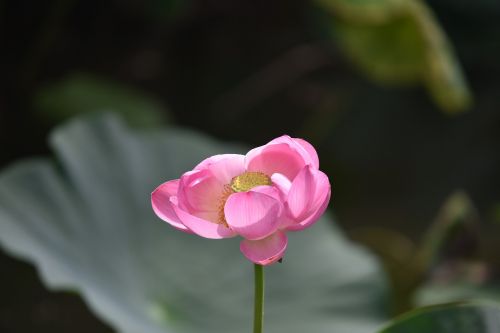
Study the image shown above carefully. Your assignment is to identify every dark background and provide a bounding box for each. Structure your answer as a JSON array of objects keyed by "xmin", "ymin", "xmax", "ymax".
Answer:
[{"xmin": 2, "ymin": 0, "xmax": 500, "ymax": 332}]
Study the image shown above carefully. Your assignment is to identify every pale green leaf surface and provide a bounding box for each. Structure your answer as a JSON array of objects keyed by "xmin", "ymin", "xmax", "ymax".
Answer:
[{"xmin": 0, "ymin": 114, "xmax": 388, "ymax": 333}]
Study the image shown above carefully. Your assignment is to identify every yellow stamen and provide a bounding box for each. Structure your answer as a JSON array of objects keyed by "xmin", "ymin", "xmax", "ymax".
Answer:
[
  {"xmin": 230, "ymin": 171, "xmax": 272, "ymax": 192},
  {"xmin": 217, "ymin": 185, "xmax": 234, "ymax": 226}
]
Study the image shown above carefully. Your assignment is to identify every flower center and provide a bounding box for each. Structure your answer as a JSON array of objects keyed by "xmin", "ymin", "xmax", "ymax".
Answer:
[{"xmin": 230, "ymin": 171, "xmax": 272, "ymax": 192}]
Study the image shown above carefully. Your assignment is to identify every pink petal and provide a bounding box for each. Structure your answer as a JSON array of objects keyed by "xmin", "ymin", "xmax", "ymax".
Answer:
[
  {"xmin": 205, "ymin": 154, "xmax": 246, "ymax": 184},
  {"xmin": 194, "ymin": 154, "xmax": 231, "ymax": 170},
  {"xmin": 267, "ymin": 135, "xmax": 319, "ymax": 169},
  {"xmin": 287, "ymin": 188, "xmax": 330, "ymax": 231},
  {"xmin": 151, "ymin": 180, "xmax": 192, "ymax": 233},
  {"xmin": 224, "ymin": 190, "xmax": 281, "ymax": 240},
  {"xmin": 172, "ymin": 203, "xmax": 237, "ymax": 239},
  {"xmin": 245, "ymin": 143, "xmax": 306, "ymax": 180},
  {"xmin": 270, "ymin": 173, "xmax": 291, "ymax": 196},
  {"xmin": 177, "ymin": 169, "xmax": 223, "ymax": 213},
  {"xmin": 240, "ymin": 231, "xmax": 288, "ymax": 265},
  {"xmin": 250, "ymin": 185, "xmax": 283, "ymax": 203},
  {"xmin": 294, "ymin": 138, "xmax": 319, "ymax": 169},
  {"xmin": 252, "ymin": 184, "xmax": 292, "ymax": 229},
  {"xmin": 286, "ymin": 166, "xmax": 316, "ymax": 219},
  {"xmin": 286, "ymin": 168, "xmax": 331, "ymax": 231}
]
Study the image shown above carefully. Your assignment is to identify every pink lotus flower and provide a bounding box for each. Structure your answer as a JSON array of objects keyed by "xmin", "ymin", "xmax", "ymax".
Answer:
[{"xmin": 151, "ymin": 135, "xmax": 331, "ymax": 265}]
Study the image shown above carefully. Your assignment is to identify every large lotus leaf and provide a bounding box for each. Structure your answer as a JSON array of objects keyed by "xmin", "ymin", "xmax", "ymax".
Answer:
[
  {"xmin": 377, "ymin": 302, "xmax": 500, "ymax": 333},
  {"xmin": 316, "ymin": 0, "xmax": 472, "ymax": 113},
  {"xmin": 0, "ymin": 114, "xmax": 388, "ymax": 333}
]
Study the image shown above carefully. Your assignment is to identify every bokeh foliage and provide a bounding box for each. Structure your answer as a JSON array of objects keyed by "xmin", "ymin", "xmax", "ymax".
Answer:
[
  {"xmin": 316, "ymin": 0, "xmax": 472, "ymax": 112},
  {"xmin": 3, "ymin": 0, "xmax": 500, "ymax": 332}
]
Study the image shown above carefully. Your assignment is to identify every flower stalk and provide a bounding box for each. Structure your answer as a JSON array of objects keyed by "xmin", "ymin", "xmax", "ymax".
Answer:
[{"xmin": 254, "ymin": 264, "xmax": 264, "ymax": 333}]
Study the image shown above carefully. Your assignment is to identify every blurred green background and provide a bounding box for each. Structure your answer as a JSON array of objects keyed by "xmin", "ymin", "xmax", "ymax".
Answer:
[{"xmin": 2, "ymin": 0, "xmax": 500, "ymax": 332}]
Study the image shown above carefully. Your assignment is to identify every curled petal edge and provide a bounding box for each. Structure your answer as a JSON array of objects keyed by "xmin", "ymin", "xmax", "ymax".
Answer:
[{"xmin": 151, "ymin": 180, "xmax": 192, "ymax": 233}]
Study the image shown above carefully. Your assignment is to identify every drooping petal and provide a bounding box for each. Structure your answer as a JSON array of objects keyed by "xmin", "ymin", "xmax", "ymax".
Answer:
[
  {"xmin": 172, "ymin": 203, "xmax": 236, "ymax": 239},
  {"xmin": 240, "ymin": 231, "xmax": 288, "ymax": 265},
  {"xmin": 286, "ymin": 168, "xmax": 331, "ymax": 231},
  {"xmin": 224, "ymin": 190, "xmax": 281, "ymax": 240},
  {"xmin": 151, "ymin": 180, "xmax": 192, "ymax": 233},
  {"xmin": 245, "ymin": 143, "xmax": 306, "ymax": 180}
]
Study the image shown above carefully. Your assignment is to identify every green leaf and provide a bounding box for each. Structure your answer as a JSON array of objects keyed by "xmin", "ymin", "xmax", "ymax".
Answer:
[
  {"xmin": 316, "ymin": 0, "xmax": 472, "ymax": 113},
  {"xmin": 35, "ymin": 73, "xmax": 168, "ymax": 127},
  {"xmin": 334, "ymin": 15, "xmax": 424, "ymax": 83},
  {"xmin": 0, "ymin": 114, "xmax": 388, "ymax": 333},
  {"xmin": 377, "ymin": 302, "xmax": 500, "ymax": 333}
]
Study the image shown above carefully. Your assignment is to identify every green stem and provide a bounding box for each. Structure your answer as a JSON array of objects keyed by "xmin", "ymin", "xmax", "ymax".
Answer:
[{"xmin": 253, "ymin": 264, "xmax": 265, "ymax": 333}]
